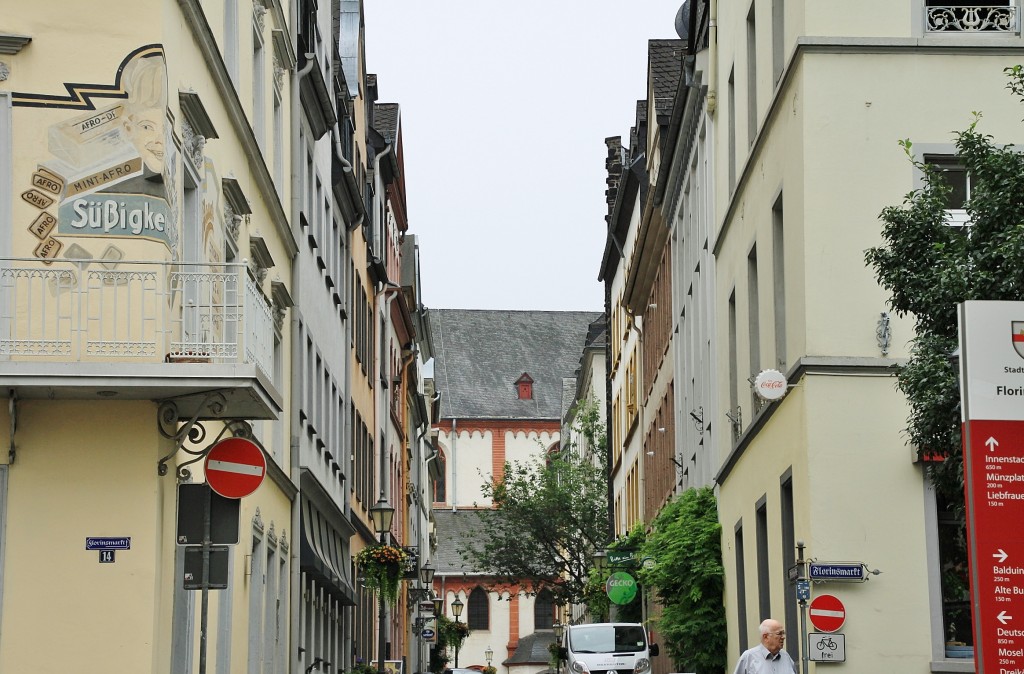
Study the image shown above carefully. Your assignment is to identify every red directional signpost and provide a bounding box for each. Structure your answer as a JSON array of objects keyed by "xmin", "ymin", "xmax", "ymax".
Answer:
[
  {"xmin": 959, "ymin": 301, "xmax": 1024, "ymax": 673},
  {"xmin": 204, "ymin": 437, "xmax": 267, "ymax": 499},
  {"xmin": 809, "ymin": 594, "xmax": 846, "ymax": 633}
]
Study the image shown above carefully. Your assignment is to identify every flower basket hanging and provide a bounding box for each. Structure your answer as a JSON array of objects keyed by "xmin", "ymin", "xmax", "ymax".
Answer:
[{"xmin": 357, "ymin": 544, "xmax": 408, "ymax": 606}]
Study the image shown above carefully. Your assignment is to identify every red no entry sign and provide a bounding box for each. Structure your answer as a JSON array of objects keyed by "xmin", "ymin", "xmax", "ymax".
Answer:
[
  {"xmin": 204, "ymin": 437, "xmax": 266, "ymax": 499},
  {"xmin": 809, "ymin": 594, "xmax": 846, "ymax": 633}
]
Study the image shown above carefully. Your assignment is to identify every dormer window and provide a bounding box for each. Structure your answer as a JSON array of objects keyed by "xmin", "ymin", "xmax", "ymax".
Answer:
[{"xmin": 515, "ymin": 373, "xmax": 534, "ymax": 400}]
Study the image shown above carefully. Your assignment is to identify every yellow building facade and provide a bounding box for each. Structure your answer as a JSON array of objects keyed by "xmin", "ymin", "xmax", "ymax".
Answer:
[{"xmin": 1, "ymin": 0, "xmax": 298, "ymax": 672}]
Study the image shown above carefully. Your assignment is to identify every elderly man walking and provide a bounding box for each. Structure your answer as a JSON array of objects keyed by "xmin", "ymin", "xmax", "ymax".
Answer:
[{"xmin": 733, "ymin": 618, "xmax": 797, "ymax": 673}]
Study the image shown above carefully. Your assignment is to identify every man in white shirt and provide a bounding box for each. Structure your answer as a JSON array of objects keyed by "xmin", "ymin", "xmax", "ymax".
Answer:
[{"xmin": 733, "ymin": 618, "xmax": 797, "ymax": 673}]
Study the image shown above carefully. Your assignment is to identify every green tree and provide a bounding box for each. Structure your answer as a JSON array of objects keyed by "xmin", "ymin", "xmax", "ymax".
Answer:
[
  {"xmin": 638, "ymin": 487, "xmax": 726, "ymax": 674},
  {"xmin": 460, "ymin": 398, "xmax": 609, "ymax": 606}
]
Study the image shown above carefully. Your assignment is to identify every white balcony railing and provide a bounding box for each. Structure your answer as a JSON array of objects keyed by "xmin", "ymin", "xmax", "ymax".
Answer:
[
  {"xmin": 0, "ymin": 258, "xmax": 274, "ymax": 379},
  {"xmin": 926, "ymin": 4, "xmax": 1018, "ymax": 32}
]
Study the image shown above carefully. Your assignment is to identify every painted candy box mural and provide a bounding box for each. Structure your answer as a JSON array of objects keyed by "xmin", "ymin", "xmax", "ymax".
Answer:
[
  {"xmin": 12, "ymin": 44, "xmax": 179, "ymax": 265},
  {"xmin": 7, "ymin": 44, "xmax": 239, "ymax": 362}
]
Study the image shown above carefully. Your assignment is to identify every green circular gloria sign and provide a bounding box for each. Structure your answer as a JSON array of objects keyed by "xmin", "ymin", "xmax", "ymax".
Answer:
[{"xmin": 605, "ymin": 571, "xmax": 638, "ymax": 605}]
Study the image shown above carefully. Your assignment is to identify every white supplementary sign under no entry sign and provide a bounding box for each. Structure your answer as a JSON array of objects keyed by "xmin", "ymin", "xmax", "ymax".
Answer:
[{"xmin": 808, "ymin": 633, "xmax": 846, "ymax": 662}]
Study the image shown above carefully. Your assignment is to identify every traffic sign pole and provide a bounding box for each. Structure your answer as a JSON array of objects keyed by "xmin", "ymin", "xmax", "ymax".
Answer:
[
  {"xmin": 200, "ymin": 478, "xmax": 211, "ymax": 674},
  {"xmin": 796, "ymin": 541, "xmax": 808, "ymax": 674}
]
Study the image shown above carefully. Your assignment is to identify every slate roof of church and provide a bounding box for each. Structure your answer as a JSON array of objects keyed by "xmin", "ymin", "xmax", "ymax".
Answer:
[
  {"xmin": 432, "ymin": 508, "xmax": 493, "ymax": 574},
  {"xmin": 504, "ymin": 630, "xmax": 559, "ymax": 665},
  {"xmin": 429, "ymin": 309, "xmax": 602, "ymax": 421}
]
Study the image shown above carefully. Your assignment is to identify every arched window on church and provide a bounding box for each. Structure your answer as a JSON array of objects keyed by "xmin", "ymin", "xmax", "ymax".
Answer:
[
  {"xmin": 534, "ymin": 588, "xmax": 554, "ymax": 632},
  {"xmin": 468, "ymin": 586, "xmax": 489, "ymax": 630}
]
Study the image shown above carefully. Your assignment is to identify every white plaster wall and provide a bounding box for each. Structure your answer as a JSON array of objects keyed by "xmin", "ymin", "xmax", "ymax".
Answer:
[
  {"xmin": 438, "ymin": 430, "xmax": 492, "ymax": 508},
  {"xmin": 505, "ymin": 430, "xmax": 556, "ymax": 466}
]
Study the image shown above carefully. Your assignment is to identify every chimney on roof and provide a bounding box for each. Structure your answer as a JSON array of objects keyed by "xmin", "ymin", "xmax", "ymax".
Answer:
[{"xmin": 604, "ymin": 137, "xmax": 623, "ymax": 226}]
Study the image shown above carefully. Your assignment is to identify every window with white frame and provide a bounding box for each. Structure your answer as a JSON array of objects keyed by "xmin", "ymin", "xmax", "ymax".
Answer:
[
  {"xmin": 273, "ymin": 86, "xmax": 284, "ymax": 188},
  {"xmin": 247, "ymin": 515, "xmax": 265, "ymax": 674},
  {"xmin": 261, "ymin": 528, "xmax": 279, "ymax": 673},
  {"xmin": 224, "ymin": 0, "xmax": 240, "ymax": 85},
  {"xmin": 252, "ymin": 6, "xmax": 266, "ymax": 149},
  {"xmin": 925, "ymin": 155, "xmax": 971, "ymax": 231},
  {"xmin": 1, "ymin": 92, "xmax": 12, "ymax": 258}
]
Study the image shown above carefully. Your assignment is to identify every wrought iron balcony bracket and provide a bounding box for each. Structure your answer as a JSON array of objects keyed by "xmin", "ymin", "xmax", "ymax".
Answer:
[{"xmin": 156, "ymin": 397, "xmax": 254, "ymax": 479}]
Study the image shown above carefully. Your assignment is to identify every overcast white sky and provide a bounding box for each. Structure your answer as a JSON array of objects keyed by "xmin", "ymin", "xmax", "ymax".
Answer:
[{"xmin": 364, "ymin": 1, "xmax": 685, "ymax": 312}]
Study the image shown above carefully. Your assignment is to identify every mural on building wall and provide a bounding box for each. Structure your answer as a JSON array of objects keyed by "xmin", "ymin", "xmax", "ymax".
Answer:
[{"xmin": 12, "ymin": 44, "xmax": 179, "ymax": 263}]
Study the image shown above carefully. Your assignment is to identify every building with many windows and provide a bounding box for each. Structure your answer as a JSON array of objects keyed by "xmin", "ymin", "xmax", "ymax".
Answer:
[
  {"xmin": 1, "ymin": 1, "xmax": 298, "ymax": 671},
  {"xmin": 0, "ymin": 1, "xmax": 435, "ymax": 673},
  {"xmin": 602, "ymin": 1, "xmax": 1024, "ymax": 672}
]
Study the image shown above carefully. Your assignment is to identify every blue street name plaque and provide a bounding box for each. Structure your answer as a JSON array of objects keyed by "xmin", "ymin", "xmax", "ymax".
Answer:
[
  {"xmin": 808, "ymin": 562, "xmax": 866, "ymax": 582},
  {"xmin": 86, "ymin": 537, "xmax": 131, "ymax": 551}
]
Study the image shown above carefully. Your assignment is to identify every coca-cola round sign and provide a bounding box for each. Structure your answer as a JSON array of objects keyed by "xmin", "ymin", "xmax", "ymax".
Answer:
[{"xmin": 754, "ymin": 369, "xmax": 788, "ymax": 401}]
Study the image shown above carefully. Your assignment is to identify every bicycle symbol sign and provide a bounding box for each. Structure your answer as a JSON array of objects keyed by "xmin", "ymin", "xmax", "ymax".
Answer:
[{"xmin": 809, "ymin": 632, "xmax": 846, "ymax": 662}]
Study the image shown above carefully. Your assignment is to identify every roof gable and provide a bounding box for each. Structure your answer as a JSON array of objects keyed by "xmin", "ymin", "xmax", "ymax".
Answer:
[{"xmin": 430, "ymin": 309, "xmax": 601, "ymax": 420}]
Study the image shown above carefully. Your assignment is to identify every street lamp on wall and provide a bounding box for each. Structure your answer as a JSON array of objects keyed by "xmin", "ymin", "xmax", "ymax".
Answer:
[
  {"xmin": 419, "ymin": 560, "xmax": 435, "ymax": 587},
  {"xmin": 485, "ymin": 646, "xmax": 493, "ymax": 667},
  {"xmin": 370, "ymin": 493, "xmax": 395, "ymax": 674},
  {"xmin": 369, "ymin": 494, "xmax": 395, "ymax": 537},
  {"xmin": 432, "ymin": 595, "xmax": 444, "ymax": 617},
  {"xmin": 409, "ymin": 562, "xmax": 435, "ymax": 604},
  {"xmin": 451, "ymin": 596, "xmax": 465, "ymax": 668}
]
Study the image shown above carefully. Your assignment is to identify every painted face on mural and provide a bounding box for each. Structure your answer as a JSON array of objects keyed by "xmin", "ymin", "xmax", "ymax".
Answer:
[
  {"xmin": 124, "ymin": 107, "xmax": 165, "ymax": 172},
  {"xmin": 120, "ymin": 55, "xmax": 167, "ymax": 173}
]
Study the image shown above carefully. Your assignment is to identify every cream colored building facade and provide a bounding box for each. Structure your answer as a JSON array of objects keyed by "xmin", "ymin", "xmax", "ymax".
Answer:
[
  {"xmin": 701, "ymin": 1, "xmax": 1024, "ymax": 672},
  {"xmin": 602, "ymin": 138, "xmax": 648, "ymax": 538},
  {"xmin": 603, "ymin": 2, "xmax": 1024, "ymax": 672}
]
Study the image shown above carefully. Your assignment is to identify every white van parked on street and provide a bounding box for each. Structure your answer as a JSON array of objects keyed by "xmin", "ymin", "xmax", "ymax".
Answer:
[{"xmin": 557, "ymin": 623, "xmax": 659, "ymax": 674}]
